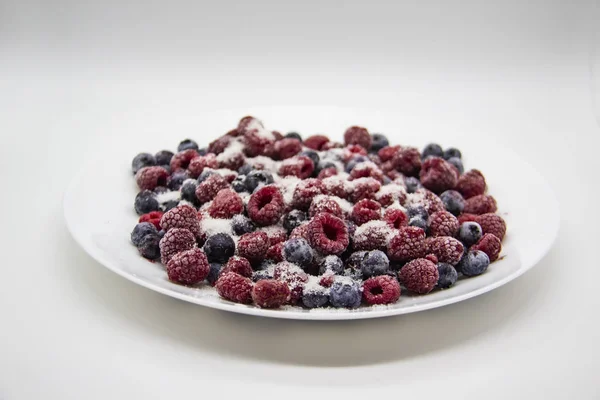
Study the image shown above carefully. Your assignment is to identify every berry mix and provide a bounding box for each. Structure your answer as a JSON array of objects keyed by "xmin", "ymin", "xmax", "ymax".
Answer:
[{"xmin": 129, "ymin": 117, "xmax": 506, "ymax": 310}]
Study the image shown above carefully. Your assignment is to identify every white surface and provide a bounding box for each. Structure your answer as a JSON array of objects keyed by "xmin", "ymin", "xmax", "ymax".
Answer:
[
  {"xmin": 63, "ymin": 106, "xmax": 559, "ymax": 320},
  {"xmin": 2, "ymin": 0, "xmax": 600, "ymax": 399}
]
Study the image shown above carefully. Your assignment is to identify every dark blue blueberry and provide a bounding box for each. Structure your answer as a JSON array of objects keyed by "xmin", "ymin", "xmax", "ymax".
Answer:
[
  {"xmin": 131, "ymin": 222, "xmax": 158, "ymax": 247},
  {"xmin": 458, "ymin": 222, "xmax": 483, "ymax": 246},
  {"xmin": 160, "ymin": 164, "xmax": 172, "ymax": 174},
  {"xmin": 134, "ymin": 190, "xmax": 160, "ymax": 215},
  {"xmin": 346, "ymin": 251, "xmax": 368, "ymax": 270},
  {"xmin": 237, "ymin": 164, "xmax": 253, "ymax": 175},
  {"xmin": 177, "ymin": 139, "xmax": 199, "ymax": 152},
  {"xmin": 162, "ymin": 200, "xmax": 180, "ymax": 212},
  {"xmin": 282, "ymin": 210, "xmax": 308, "ymax": 234},
  {"xmin": 285, "ymin": 132, "xmax": 302, "ymax": 141},
  {"xmin": 447, "ymin": 157, "xmax": 464, "ymax": 174},
  {"xmin": 360, "ymin": 250, "xmax": 390, "ymax": 278},
  {"xmin": 318, "ymin": 255, "xmax": 344, "ymax": 275},
  {"xmin": 421, "ymin": 143, "xmax": 443, "ymax": 159},
  {"xmin": 409, "ymin": 217, "xmax": 428, "ymax": 231},
  {"xmin": 252, "ymin": 269, "xmax": 274, "ymax": 282},
  {"xmin": 197, "ymin": 170, "xmax": 216, "ymax": 183},
  {"xmin": 203, "ymin": 233, "xmax": 235, "ymax": 263},
  {"xmin": 329, "ymin": 279, "xmax": 362, "ymax": 308},
  {"xmin": 458, "ymin": 250, "xmax": 490, "ymax": 276},
  {"xmin": 155, "ymin": 150, "xmax": 174, "ymax": 166},
  {"xmin": 167, "ymin": 170, "xmax": 190, "ymax": 190},
  {"xmin": 283, "ymin": 238, "xmax": 314, "ymax": 267},
  {"xmin": 300, "ymin": 150, "xmax": 320, "ymax": 168},
  {"xmin": 137, "ymin": 234, "xmax": 161, "ymax": 260},
  {"xmin": 443, "ymin": 147, "xmax": 462, "ymax": 160},
  {"xmin": 370, "ymin": 133, "xmax": 389, "ymax": 153},
  {"xmin": 383, "ymin": 176, "xmax": 392, "ymax": 185},
  {"xmin": 231, "ymin": 176, "xmax": 247, "ymax": 193},
  {"xmin": 404, "ymin": 176, "xmax": 422, "ymax": 193},
  {"xmin": 197, "ymin": 148, "xmax": 207, "ymax": 156},
  {"xmin": 206, "ymin": 263, "xmax": 222, "ymax": 286},
  {"xmin": 436, "ymin": 263, "xmax": 458, "ymax": 289},
  {"xmin": 314, "ymin": 161, "xmax": 337, "ymax": 176},
  {"xmin": 158, "ymin": 230, "xmax": 166, "ymax": 238},
  {"xmin": 154, "ymin": 186, "xmax": 168, "ymax": 194},
  {"xmin": 440, "ymin": 190, "xmax": 465, "ymax": 216},
  {"xmin": 132, "ymin": 153, "xmax": 156, "ymax": 174},
  {"xmin": 302, "ymin": 290, "xmax": 329, "ymax": 308},
  {"xmin": 345, "ymin": 155, "xmax": 369, "ymax": 173},
  {"xmin": 244, "ymin": 170, "xmax": 274, "ymax": 192},
  {"xmin": 407, "ymin": 205, "xmax": 429, "ymax": 221},
  {"xmin": 180, "ymin": 180, "xmax": 200, "ymax": 206},
  {"xmin": 231, "ymin": 215, "xmax": 256, "ymax": 236}
]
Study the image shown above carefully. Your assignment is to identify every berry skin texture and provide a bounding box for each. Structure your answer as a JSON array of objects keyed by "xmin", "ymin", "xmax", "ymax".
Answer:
[
  {"xmin": 351, "ymin": 199, "xmax": 382, "ymax": 226},
  {"xmin": 421, "ymin": 143, "xmax": 444, "ymax": 159},
  {"xmin": 208, "ymin": 135, "xmax": 233, "ymax": 155},
  {"xmin": 458, "ymin": 221, "xmax": 483, "ymax": 246},
  {"xmin": 360, "ymin": 250, "xmax": 390, "ymax": 278},
  {"xmin": 349, "ymin": 177, "xmax": 381, "ymax": 203},
  {"xmin": 436, "ymin": 263, "xmax": 458, "ymax": 289},
  {"xmin": 319, "ymin": 255, "xmax": 345, "ymax": 275},
  {"xmin": 384, "ymin": 208, "xmax": 408, "ymax": 229},
  {"xmin": 353, "ymin": 220, "xmax": 390, "ymax": 251},
  {"xmin": 350, "ymin": 162, "xmax": 384, "ymax": 183},
  {"xmin": 132, "ymin": 153, "xmax": 156, "ymax": 174},
  {"xmin": 470, "ymin": 233, "xmax": 502, "ymax": 262},
  {"xmin": 135, "ymin": 190, "xmax": 160, "ymax": 215},
  {"xmin": 159, "ymin": 228, "xmax": 197, "ymax": 264},
  {"xmin": 160, "ymin": 205, "xmax": 201, "ymax": 238},
  {"xmin": 155, "ymin": 150, "xmax": 174, "ymax": 166},
  {"xmin": 139, "ymin": 210, "xmax": 163, "ymax": 229},
  {"xmin": 203, "ymin": 233, "xmax": 236, "ymax": 263},
  {"xmin": 208, "ymin": 189, "xmax": 244, "ymax": 219},
  {"xmin": 137, "ymin": 234, "xmax": 161, "ymax": 260},
  {"xmin": 391, "ymin": 147, "xmax": 422, "ymax": 177},
  {"xmin": 167, "ymin": 170, "xmax": 190, "ymax": 190},
  {"xmin": 419, "ymin": 157, "xmax": 458, "ymax": 194},
  {"xmin": 187, "ymin": 154, "xmax": 218, "ymax": 178},
  {"xmin": 283, "ymin": 238, "xmax": 314, "ymax": 268},
  {"xmin": 399, "ymin": 258, "xmax": 439, "ymax": 294},
  {"xmin": 370, "ymin": 133, "xmax": 389, "ymax": 153},
  {"xmin": 439, "ymin": 190, "xmax": 465, "ymax": 216},
  {"xmin": 195, "ymin": 174, "xmax": 230, "ymax": 204},
  {"xmin": 304, "ymin": 135, "xmax": 330, "ymax": 150},
  {"xmin": 309, "ymin": 196, "xmax": 343, "ymax": 219},
  {"xmin": 458, "ymin": 250, "xmax": 490, "ymax": 276},
  {"xmin": 456, "ymin": 169, "xmax": 486, "ymax": 199},
  {"xmin": 170, "ymin": 149, "xmax": 199, "ymax": 171},
  {"xmin": 252, "ymin": 279, "xmax": 291, "ymax": 308},
  {"xmin": 344, "ymin": 126, "xmax": 372, "ymax": 150},
  {"xmin": 274, "ymin": 138, "xmax": 302, "ymax": 160},
  {"xmin": 135, "ymin": 166, "xmax": 169, "ymax": 190},
  {"xmin": 273, "ymin": 262, "xmax": 309, "ymax": 303},
  {"xmin": 215, "ymin": 272, "xmax": 254, "ymax": 304},
  {"xmin": 221, "ymin": 256, "xmax": 253, "ymax": 278},
  {"xmin": 244, "ymin": 170, "xmax": 274, "ymax": 193},
  {"xmin": 427, "ymin": 236, "xmax": 465, "ymax": 265},
  {"xmin": 329, "ymin": 279, "xmax": 362, "ymax": 308},
  {"xmin": 279, "ymin": 155, "xmax": 315, "ymax": 179},
  {"xmin": 206, "ymin": 263, "xmax": 222, "ymax": 286},
  {"xmin": 362, "ymin": 275, "xmax": 401, "ymax": 305},
  {"xmin": 247, "ymin": 185, "xmax": 285, "ymax": 226},
  {"xmin": 178, "ymin": 138, "xmax": 199, "ymax": 152},
  {"xmin": 282, "ymin": 210, "xmax": 308, "ymax": 234},
  {"xmin": 302, "ymin": 288, "xmax": 329, "ymax": 308},
  {"xmin": 476, "ymin": 213, "xmax": 507, "ymax": 240},
  {"xmin": 458, "ymin": 213, "xmax": 479, "ymax": 225},
  {"xmin": 388, "ymin": 226, "xmax": 427, "ymax": 262},
  {"xmin": 443, "ymin": 147, "xmax": 462, "ymax": 160},
  {"xmin": 166, "ymin": 248, "xmax": 209, "ymax": 285},
  {"xmin": 231, "ymin": 215, "xmax": 256, "ymax": 235},
  {"xmin": 428, "ymin": 210, "xmax": 460, "ymax": 237},
  {"xmin": 307, "ymin": 213, "xmax": 350, "ymax": 255},
  {"xmin": 464, "ymin": 194, "xmax": 498, "ymax": 215},
  {"xmin": 292, "ymin": 178, "xmax": 325, "ymax": 210},
  {"xmin": 131, "ymin": 222, "xmax": 158, "ymax": 247},
  {"xmin": 237, "ymin": 231, "xmax": 269, "ymax": 263},
  {"xmin": 425, "ymin": 254, "xmax": 439, "ymax": 264},
  {"xmin": 266, "ymin": 242, "xmax": 285, "ymax": 262}
]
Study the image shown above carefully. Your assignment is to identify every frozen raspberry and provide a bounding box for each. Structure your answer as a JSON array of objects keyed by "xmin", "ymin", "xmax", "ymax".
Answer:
[
  {"xmin": 292, "ymin": 178, "xmax": 325, "ymax": 210},
  {"xmin": 208, "ymin": 135, "xmax": 232, "ymax": 155},
  {"xmin": 215, "ymin": 272, "xmax": 253, "ymax": 304},
  {"xmin": 166, "ymin": 248, "xmax": 209, "ymax": 285},
  {"xmin": 226, "ymin": 128, "xmax": 240, "ymax": 137},
  {"xmin": 464, "ymin": 194, "xmax": 498, "ymax": 215},
  {"xmin": 273, "ymin": 262, "xmax": 308, "ymax": 303},
  {"xmin": 274, "ymin": 138, "xmax": 302, "ymax": 160},
  {"xmin": 309, "ymin": 196, "xmax": 344, "ymax": 218},
  {"xmin": 319, "ymin": 273, "xmax": 335, "ymax": 288},
  {"xmin": 304, "ymin": 134, "xmax": 330, "ymax": 150},
  {"xmin": 263, "ymin": 226, "xmax": 288, "ymax": 246},
  {"xmin": 419, "ymin": 157, "xmax": 458, "ymax": 194},
  {"xmin": 383, "ymin": 208, "xmax": 408, "ymax": 229},
  {"xmin": 317, "ymin": 167, "xmax": 338, "ymax": 179},
  {"xmin": 252, "ymin": 279, "xmax": 291, "ymax": 308},
  {"xmin": 321, "ymin": 176, "xmax": 347, "ymax": 198},
  {"xmin": 170, "ymin": 149, "xmax": 199, "ymax": 171},
  {"xmin": 349, "ymin": 177, "xmax": 381, "ymax": 203},
  {"xmin": 238, "ymin": 115, "xmax": 263, "ymax": 133},
  {"xmin": 388, "ymin": 226, "xmax": 427, "ymax": 262},
  {"xmin": 427, "ymin": 236, "xmax": 464, "ymax": 265},
  {"xmin": 279, "ymin": 155, "xmax": 314, "ymax": 179},
  {"xmin": 289, "ymin": 223, "xmax": 310, "ymax": 241},
  {"xmin": 391, "ymin": 147, "xmax": 421, "ymax": 177},
  {"xmin": 221, "ymin": 256, "xmax": 253, "ymax": 278},
  {"xmin": 344, "ymin": 126, "xmax": 372, "ymax": 150},
  {"xmin": 321, "ymin": 141, "xmax": 343, "ymax": 150},
  {"xmin": 428, "ymin": 210, "xmax": 460, "ymax": 237},
  {"xmin": 351, "ymin": 220, "xmax": 389, "ymax": 251},
  {"xmin": 375, "ymin": 184, "xmax": 407, "ymax": 207},
  {"xmin": 237, "ymin": 231, "xmax": 269, "ymax": 262},
  {"xmin": 135, "ymin": 166, "xmax": 169, "ymax": 190},
  {"xmin": 208, "ymin": 189, "xmax": 244, "ymax": 219},
  {"xmin": 410, "ymin": 189, "xmax": 446, "ymax": 214},
  {"xmin": 362, "ymin": 275, "xmax": 401, "ymax": 305},
  {"xmin": 399, "ymin": 258, "xmax": 439, "ymax": 294},
  {"xmin": 349, "ymin": 162, "xmax": 384, "ymax": 183},
  {"xmin": 378, "ymin": 145, "xmax": 401, "ymax": 162},
  {"xmin": 471, "ymin": 233, "xmax": 502, "ymax": 261},
  {"xmin": 217, "ymin": 150, "xmax": 245, "ymax": 171},
  {"xmin": 159, "ymin": 227, "xmax": 197, "ymax": 264},
  {"xmin": 243, "ymin": 129, "xmax": 275, "ymax": 157},
  {"xmin": 247, "ymin": 185, "xmax": 285, "ymax": 226},
  {"xmin": 271, "ymin": 130, "xmax": 284, "ymax": 141},
  {"xmin": 187, "ymin": 154, "xmax": 218, "ymax": 178},
  {"xmin": 160, "ymin": 205, "xmax": 201, "ymax": 238},
  {"xmin": 476, "ymin": 213, "xmax": 506, "ymax": 240},
  {"xmin": 458, "ymin": 213, "xmax": 479, "ymax": 225},
  {"xmin": 351, "ymin": 199, "xmax": 381, "ymax": 226},
  {"xmin": 425, "ymin": 254, "xmax": 439, "ymax": 264},
  {"xmin": 139, "ymin": 211, "xmax": 163, "ymax": 229},
  {"xmin": 456, "ymin": 169, "xmax": 486, "ymax": 199},
  {"xmin": 195, "ymin": 174, "xmax": 230, "ymax": 204},
  {"xmin": 266, "ymin": 242, "xmax": 284, "ymax": 262},
  {"xmin": 307, "ymin": 213, "xmax": 349, "ymax": 255},
  {"xmin": 343, "ymin": 145, "xmax": 368, "ymax": 162}
]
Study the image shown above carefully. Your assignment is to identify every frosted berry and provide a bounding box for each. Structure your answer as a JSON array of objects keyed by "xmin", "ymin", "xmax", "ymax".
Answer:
[
  {"xmin": 391, "ymin": 147, "xmax": 421, "ymax": 177},
  {"xmin": 329, "ymin": 278, "xmax": 362, "ymax": 308},
  {"xmin": 244, "ymin": 170, "xmax": 274, "ymax": 192},
  {"xmin": 302, "ymin": 286, "xmax": 329, "ymax": 308},
  {"xmin": 427, "ymin": 236, "xmax": 464, "ymax": 265},
  {"xmin": 137, "ymin": 234, "xmax": 161, "ymax": 260},
  {"xmin": 443, "ymin": 147, "xmax": 462, "ymax": 160},
  {"xmin": 160, "ymin": 205, "xmax": 201, "ymax": 238},
  {"xmin": 456, "ymin": 169, "xmax": 486, "ymax": 199},
  {"xmin": 273, "ymin": 262, "xmax": 308, "ymax": 303},
  {"xmin": 252, "ymin": 279, "xmax": 291, "ymax": 308},
  {"xmin": 159, "ymin": 228, "xmax": 197, "ymax": 264},
  {"xmin": 274, "ymin": 138, "xmax": 302, "ymax": 160},
  {"xmin": 195, "ymin": 174, "xmax": 230, "ymax": 204},
  {"xmin": 167, "ymin": 170, "xmax": 190, "ymax": 191},
  {"xmin": 458, "ymin": 250, "xmax": 490, "ymax": 276},
  {"xmin": 139, "ymin": 210, "xmax": 163, "ymax": 229},
  {"xmin": 279, "ymin": 155, "xmax": 314, "ymax": 179},
  {"xmin": 131, "ymin": 222, "xmax": 158, "ymax": 247},
  {"xmin": 318, "ymin": 255, "xmax": 344, "ymax": 275},
  {"xmin": 428, "ymin": 210, "xmax": 460, "ymax": 237},
  {"xmin": 292, "ymin": 178, "xmax": 325, "ymax": 210},
  {"xmin": 439, "ymin": 190, "xmax": 465, "ymax": 216},
  {"xmin": 299, "ymin": 150, "xmax": 320, "ymax": 168},
  {"xmin": 424, "ymin": 254, "xmax": 439, "ymax": 264},
  {"xmin": 471, "ymin": 233, "xmax": 502, "ymax": 261},
  {"xmin": 458, "ymin": 221, "xmax": 483, "ymax": 246},
  {"xmin": 208, "ymin": 189, "xmax": 244, "ymax": 219},
  {"xmin": 135, "ymin": 166, "xmax": 169, "ymax": 190},
  {"xmin": 237, "ymin": 231, "xmax": 269, "ymax": 262},
  {"xmin": 132, "ymin": 153, "xmax": 156, "ymax": 174},
  {"xmin": 476, "ymin": 213, "xmax": 507, "ymax": 240},
  {"xmin": 421, "ymin": 143, "xmax": 443, "ymax": 159},
  {"xmin": 349, "ymin": 177, "xmax": 381, "ymax": 203},
  {"xmin": 349, "ymin": 162, "xmax": 384, "ymax": 183},
  {"xmin": 353, "ymin": 220, "xmax": 391, "ymax": 251},
  {"xmin": 384, "ymin": 208, "xmax": 408, "ymax": 229},
  {"xmin": 221, "ymin": 256, "xmax": 253, "ymax": 278},
  {"xmin": 370, "ymin": 133, "xmax": 389, "ymax": 153},
  {"xmin": 166, "ymin": 248, "xmax": 209, "ymax": 285},
  {"xmin": 231, "ymin": 215, "xmax": 256, "ymax": 235},
  {"xmin": 282, "ymin": 210, "xmax": 308, "ymax": 234},
  {"xmin": 309, "ymin": 196, "xmax": 343, "ymax": 218},
  {"xmin": 266, "ymin": 242, "xmax": 284, "ymax": 262},
  {"xmin": 344, "ymin": 126, "xmax": 372, "ymax": 150},
  {"xmin": 177, "ymin": 138, "xmax": 199, "ymax": 152},
  {"xmin": 155, "ymin": 150, "xmax": 174, "ymax": 166},
  {"xmin": 206, "ymin": 263, "xmax": 222, "ymax": 286},
  {"xmin": 170, "ymin": 149, "xmax": 199, "ymax": 171},
  {"xmin": 375, "ymin": 184, "xmax": 407, "ymax": 207},
  {"xmin": 351, "ymin": 199, "xmax": 381, "ymax": 226},
  {"xmin": 399, "ymin": 258, "xmax": 439, "ymax": 294},
  {"xmin": 419, "ymin": 157, "xmax": 458, "ymax": 194},
  {"xmin": 304, "ymin": 134, "xmax": 330, "ymax": 151},
  {"xmin": 283, "ymin": 238, "xmax": 314, "ymax": 268},
  {"xmin": 447, "ymin": 157, "xmax": 464, "ymax": 175},
  {"xmin": 203, "ymin": 233, "xmax": 235, "ymax": 263},
  {"xmin": 458, "ymin": 213, "xmax": 479, "ymax": 225},
  {"xmin": 215, "ymin": 272, "xmax": 253, "ymax": 304},
  {"xmin": 388, "ymin": 226, "xmax": 427, "ymax": 262},
  {"xmin": 362, "ymin": 275, "xmax": 400, "ymax": 305},
  {"xmin": 187, "ymin": 154, "xmax": 218, "ymax": 178},
  {"xmin": 436, "ymin": 263, "xmax": 458, "ymax": 288},
  {"xmin": 307, "ymin": 213, "xmax": 349, "ymax": 255},
  {"xmin": 360, "ymin": 250, "xmax": 390, "ymax": 278},
  {"xmin": 247, "ymin": 185, "xmax": 285, "ymax": 226},
  {"xmin": 464, "ymin": 194, "xmax": 497, "ymax": 215}
]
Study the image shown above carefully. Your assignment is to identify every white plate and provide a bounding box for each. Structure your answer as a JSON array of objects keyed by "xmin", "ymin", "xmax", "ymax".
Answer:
[{"xmin": 63, "ymin": 106, "xmax": 560, "ymax": 320}]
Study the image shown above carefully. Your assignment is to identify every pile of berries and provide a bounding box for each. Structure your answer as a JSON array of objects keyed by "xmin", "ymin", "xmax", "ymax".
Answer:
[{"xmin": 129, "ymin": 117, "xmax": 506, "ymax": 310}]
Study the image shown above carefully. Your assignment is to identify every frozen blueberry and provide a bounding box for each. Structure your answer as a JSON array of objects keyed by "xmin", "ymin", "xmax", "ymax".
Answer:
[
  {"xmin": 407, "ymin": 205, "xmax": 429, "ymax": 221},
  {"xmin": 197, "ymin": 170, "xmax": 216, "ymax": 183},
  {"xmin": 231, "ymin": 176, "xmax": 247, "ymax": 193},
  {"xmin": 302, "ymin": 290, "xmax": 329, "ymax": 308},
  {"xmin": 155, "ymin": 150, "xmax": 174, "ymax": 166},
  {"xmin": 421, "ymin": 143, "xmax": 443, "ymax": 159},
  {"xmin": 458, "ymin": 222, "xmax": 483, "ymax": 246},
  {"xmin": 360, "ymin": 250, "xmax": 390, "ymax": 278},
  {"xmin": 244, "ymin": 170, "xmax": 274, "ymax": 192},
  {"xmin": 443, "ymin": 147, "xmax": 462, "ymax": 160},
  {"xmin": 440, "ymin": 190, "xmax": 465, "ymax": 216},
  {"xmin": 300, "ymin": 150, "xmax": 320, "ymax": 168},
  {"xmin": 404, "ymin": 176, "xmax": 422, "ymax": 193},
  {"xmin": 318, "ymin": 255, "xmax": 344, "ymax": 275},
  {"xmin": 382, "ymin": 176, "xmax": 392, "ymax": 185},
  {"xmin": 231, "ymin": 215, "xmax": 256, "ymax": 236},
  {"xmin": 238, "ymin": 164, "xmax": 253, "ymax": 175},
  {"xmin": 130, "ymin": 222, "xmax": 158, "ymax": 247},
  {"xmin": 329, "ymin": 279, "xmax": 362, "ymax": 308},
  {"xmin": 314, "ymin": 161, "xmax": 337, "ymax": 176},
  {"xmin": 409, "ymin": 217, "xmax": 428, "ymax": 231},
  {"xmin": 154, "ymin": 186, "xmax": 168, "ymax": 194},
  {"xmin": 162, "ymin": 200, "xmax": 180, "ymax": 212},
  {"xmin": 345, "ymin": 155, "xmax": 369, "ymax": 173},
  {"xmin": 346, "ymin": 251, "xmax": 368, "ymax": 270},
  {"xmin": 134, "ymin": 190, "xmax": 160, "ymax": 215},
  {"xmin": 283, "ymin": 238, "xmax": 314, "ymax": 267},
  {"xmin": 206, "ymin": 263, "xmax": 222, "ymax": 286},
  {"xmin": 137, "ymin": 234, "xmax": 161, "ymax": 260},
  {"xmin": 132, "ymin": 153, "xmax": 156, "ymax": 174},
  {"xmin": 177, "ymin": 139, "xmax": 199, "ymax": 152},
  {"xmin": 180, "ymin": 180, "xmax": 200, "ymax": 206},
  {"xmin": 447, "ymin": 157, "xmax": 464, "ymax": 174},
  {"xmin": 252, "ymin": 269, "xmax": 274, "ymax": 282},
  {"xmin": 167, "ymin": 170, "xmax": 190, "ymax": 190},
  {"xmin": 203, "ymin": 233, "xmax": 235, "ymax": 263},
  {"xmin": 370, "ymin": 133, "xmax": 389, "ymax": 153},
  {"xmin": 436, "ymin": 263, "xmax": 458, "ymax": 289},
  {"xmin": 285, "ymin": 132, "xmax": 302, "ymax": 141},
  {"xmin": 458, "ymin": 250, "xmax": 490, "ymax": 276},
  {"xmin": 282, "ymin": 210, "xmax": 308, "ymax": 234},
  {"xmin": 197, "ymin": 148, "xmax": 208, "ymax": 156}
]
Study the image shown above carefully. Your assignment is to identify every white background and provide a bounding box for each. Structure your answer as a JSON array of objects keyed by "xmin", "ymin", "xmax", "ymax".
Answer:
[{"xmin": 1, "ymin": 0, "xmax": 600, "ymax": 399}]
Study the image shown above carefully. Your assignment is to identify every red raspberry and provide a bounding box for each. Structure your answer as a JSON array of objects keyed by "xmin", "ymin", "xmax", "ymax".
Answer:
[
  {"xmin": 363, "ymin": 275, "xmax": 401, "ymax": 305},
  {"xmin": 427, "ymin": 236, "xmax": 464, "ymax": 265},
  {"xmin": 375, "ymin": 185, "xmax": 407, "ymax": 207},
  {"xmin": 160, "ymin": 205, "xmax": 202, "ymax": 238},
  {"xmin": 166, "ymin": 248, "xmax": 209, "ymax": 285},
  {"xmin": 237, "ymin": 231, "xmax": 269, "ymax": 262},
  {"xmin": 424, "ymin": 254, "xmax": 439, "ymax": 264},
  {"xmin": 319, "ymin": 273, "xmax": 335, "ymax": 288},
  {"xmin": 321, "ymin": 141, "xmax": 343, "ymax": 150},
  {"xmin": 464, "ymin": 194, "xmax": 497, "ymax": 215},
  {"xmin": 353, "ymin": 220, "xmax": 391, "ymax": 251},
  {"xmin": 385, "ymin": 169, "xmax": 404, "ymax": 181},
  {"xmin": 409, "ymin": 189, "xmax": 446, "ymax": 214},
  {"xmin": 307, "ymin": 213, "xmax": 349, "ymax": 255},
  {"xmin": 243, "ymin": 129, "xmax": 275, "ymax": 157},
  {"xmin": 456, "ymin": 169, "xmax": 487, "ymax": 199},
  {"xmin": 378, "ymin": 145, "xmax": 401, "ymax": 162},
  {"xmin": 263, "ymin": 226, "xmax": 288, "ymax": 246},
  {"xmin": 266, "ymin": 242, "xmax": 284, "ymax": 262},
  {"xmin": 289, "ymin": 223, "xmax": 310, "ymax": 241},
  {"xmin": 399, "ymin": 258, "xmax": 439, "ymax": 294},
  {"xmin": 208, "ymin": 189, "xmax": 244, "ymax": 219},
  {"xmin": 187, "ymin": 154, "xmax": 218, "ymax": 178},
  {"xmin": 476, "ymin": 213, "xmax": 506, "ymax": 240},
  {"xmin": 273, "ymin": 262, "xmax": 308, "ymax": 303},
  {"xmin": 317, "ymin": 167, "xmax": 338, "ymax": 179},
  {"xmin": 344, "ymin": 126, "xmax": 372, "ymax": 150},
  {"xmin": 309, "ymin": 196, "xmax": 344, "ymax": 218},
  {"xmin": 238, "ymin": 115, "xmax": 263, "ymax": 133},
  {"xmin": 391, "ymin": 147, "xmax": 421, "ymax": 177},
  {"xmin": 419, "ymin": 157, "xmax": 458, "ymax": 194},
  {"xmin": 226, "ymin": 128, "xmax": 240, "ymax": 137},
  {"xmin": 221, "ymin": 256, "xmax": 253, "ymax": 278},
  {"xmin": 343, "ymin": 145, "xmax": 368, "ymax": 162},
  {"xmin": 135, "ymin": 166, "xmax": 169, "ymax": 190},
  {"xmin": 215, "ymin": 272, "xmax": 253, "ymax": 304},
  {"xmin": 195, "ymin": 174, "xmax": 230, "ymax": 204},
  {"xmin": 304, "ymin": 134, "xmax": 330, "ymax": 150},
  {"xmin": 274, "ymin": 138, "xmax": 302, "ymax": 160},
  {"xmin": 428, "ymin": 210, "xmax": 460, "ymax": 237},
  {"xmin": 139, "ymin": 211, "xmax": 163, "ymax": 229},
  {"xmin": 292, "ymin": 178, "xmax": 325, "ymax": 210},
  {"xmin": 349, "ymin": 177, "xmax": 381, "ymax": 203},
  {"xmin": 208, "ymin": 135, "xmax": 232, "ymax": 155},
  {"xmin": 159, "ymin": 228, "xmax": 197, "ymax": 264},
  {"xmin": 368, "ymin": 153, "xmax": 381, "ymax": 166},
  {"xmin": 351, "ymin": 199, "xmax": 381, "ymax": 226},
  {"xmin": 458, "ymin": 213, "xmax": 479, "ymax": 225},
  {"xmin": 247, "ymin": 185, "xmax": 285, "ymax": 226},
  {"xmin": 383, "ymin": 208, "xmax": 408, "ymax": 229},
  {"xmin": 321, "ymin": 176, "xmax": 347, "ymax": 198},
  {"xmin": 217, "ymin": 150, "xmax": 245, "ymax": 171},
  {"xmin": 388, "ymin": 226, "xmax": 427, "ymax": 262},
  {"xmin": 471, "ymin": 233, "xmax": 502, "ymax": 261},
  {"xmin": 170, "ymin": 149, "xmax": 199, "ymax": 171},
  {"xmin": 349, "ymin": 162, "xmax": 384, "ymax": 183},
  {"xmin": 279, "ymin": 155, "xmax": 314, "ymax": 179},
  {"xmin": 252, "ymin": 279, "xmax": 291, "ymax": 308}
]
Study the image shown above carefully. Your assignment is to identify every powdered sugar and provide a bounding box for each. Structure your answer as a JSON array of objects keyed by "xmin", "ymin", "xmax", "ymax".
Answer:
[
  {"xmin": 200, "ymin": 215, "xmax": 234, "ymax": 237},
  {"xmin": 155, "ymin": 190, "xmax": 181, "ymax": 204},
  {"xmin": 216, "ymin": 139, "xmax": 245, "ymax": 163}
]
